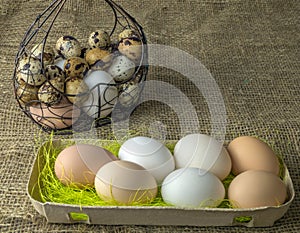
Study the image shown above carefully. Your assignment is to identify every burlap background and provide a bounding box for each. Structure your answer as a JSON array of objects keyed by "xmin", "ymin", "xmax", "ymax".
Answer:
[{"xmin": 0, "ymin": 0, "xmax": 299, "ymax": 232}]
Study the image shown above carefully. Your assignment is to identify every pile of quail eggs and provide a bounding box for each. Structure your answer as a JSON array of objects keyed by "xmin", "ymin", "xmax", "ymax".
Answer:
[{"xmin": 15, "ymin": 28, "xmax": 144, "ymax": 130}]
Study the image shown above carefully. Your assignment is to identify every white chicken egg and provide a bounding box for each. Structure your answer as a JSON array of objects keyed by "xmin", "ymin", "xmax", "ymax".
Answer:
[
  {"xmin": 79, "ymin": 70, "xmax": 118, "ymax": 118},
  {"xmin": 118, "ymin": 136, "xmax": 175, "ymax": 184},
  {"xmin": 161, "ymin": 167, "xmax": 225, "ymax": 208},
  {"xmin": 174, "ymin": 134, "xmax": 231, "ymax": 180}
]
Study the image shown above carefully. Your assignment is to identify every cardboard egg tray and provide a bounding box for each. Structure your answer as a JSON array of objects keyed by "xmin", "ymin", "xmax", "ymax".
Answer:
[{"xmin": 27, "ymin": 139, "xmax": 295, "ymax": 227}]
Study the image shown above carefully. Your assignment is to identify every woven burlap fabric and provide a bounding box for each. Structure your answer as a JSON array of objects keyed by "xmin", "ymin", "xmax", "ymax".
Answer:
[{"xmin": 0, "ymin": 0, "xmax": 299, "ymax": 232}]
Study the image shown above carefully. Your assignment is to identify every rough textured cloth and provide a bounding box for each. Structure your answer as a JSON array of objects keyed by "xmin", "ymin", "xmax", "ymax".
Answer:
[{"xmin": 0, "ymin": 0, "xmax": 299, "ymax": 232}]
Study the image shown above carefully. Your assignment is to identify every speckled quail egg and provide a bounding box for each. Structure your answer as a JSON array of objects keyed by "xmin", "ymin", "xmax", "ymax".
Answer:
[
  {"xmin": 45, "ymin": 65, "xmax": 66, "ymax": 81},
  {"xmin": 17, "ymin": 56, "xmax": 46, "ymax": 86},
  {"xmin": 38, "ymin": 71, "xmax": 65, "ymax": 105},
  {"xmin": 44, "ymin": 65, "xmax": 65, "ymax": 91},
  {"xmin": 107, "ymin": 55, "xmax": 136, "ymax": 82},
  {"xmin": 64, "ymin": 57, "xmax": 89, "ymax": 78},
  {"xmin": 118, "ymin": 82, "xmax": 141, "ymax": 107},
  {"xmin": 118, "ymin": 29, "xmax": 140, "ymax": 41},
  {"xmin": 38, "ymin": 80, "xmax": 63, "ymax": 105},
  {"xmin": 88, "ymin": 30, "xmax": 111, "ymax": 49},
  {"xmin": 118, "ymin": 38, "xmax": 142, "ymax": 63},
  {"xmin": 31, "ymin": 44, "xmax": 55, "ymax": 66},
  {"xmin": 16, "ymin": 76, "xmax": 39, "ymax": 105},
  {"xmin": 55, "ymin": 36, "xmax": 81, "ymax": 58},
  {"xmin": 85, "ymin": 48, "xmax": 112, "ymax": 70},
  {"xmin": 65, "ymin": 76, "xmax": 89, "ymax": 104}
]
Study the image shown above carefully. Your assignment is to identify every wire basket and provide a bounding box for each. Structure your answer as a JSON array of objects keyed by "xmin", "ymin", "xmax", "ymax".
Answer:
[{"xmin": 12, "ymin": 0, "xmax": 148, "ymax": 133}]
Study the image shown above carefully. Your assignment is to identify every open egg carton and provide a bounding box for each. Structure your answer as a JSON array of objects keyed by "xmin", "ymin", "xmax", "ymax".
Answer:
[
  {"xmin": 27, "ymin": 137, "xmax": 295, "ymax": 227},
  {"xmin": 13, "ymin": 0, "xmax": 148, "ymax": 133}
]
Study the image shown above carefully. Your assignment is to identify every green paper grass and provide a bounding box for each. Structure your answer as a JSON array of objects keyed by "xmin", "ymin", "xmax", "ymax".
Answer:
[
  {"xmin": 32, "ymin": 133, "xmax": 286, "ymax": 209},
  {"xmin": 33, "ymin": 133, "xmax": 171, "ymax": 207}
]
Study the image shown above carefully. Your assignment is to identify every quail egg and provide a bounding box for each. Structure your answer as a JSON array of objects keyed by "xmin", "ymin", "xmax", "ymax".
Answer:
[
  {"xmin": 88, "ymin": 30, "xmax": 111, "ymax": 49},
  {"xmin": 45, "ymin": 65, "xmax": 66, "ymax": 81},
  {"xmin": 31, "ymin": 44, "xmax": 55, "ymax": 66},
  {"xmin": 118, "ymin": 29, "xmax": 140, "ymax": 41},
  {"xmin": 55, "ymin": 35, "xmax": 81, "ymax": 58},
  {"xmin": 108, "ymin": 55, "xmax": 136, "ymax": 82},
  {"xmin": 85, "ymin": 48, "xmax": 112, "ymax": 70},
  {"xmin": 38, "ymin": 71, "xmax": 65, "ymax": 105},
  {"xmin": 38, "ymin": 81, "xmax": 63, "ymax": 105},
  {"xmin": 16, "ymin": 76, "xmax": 39, "ymax": 105},
  {"xmin": 44, "ymin": 65, "xmax": 65, "ymax": 91},
  {"xmin": 64, "ymin": 57, "xmax": 89, "ymax": 78},
  {"xmin": 17, "ymin": 56, "xmax": 46, "ymax": 86},
  {"xmin": 118, "ymin": 38, "xmax": 142, "ymax": 63},
  {"xmin": 118, "ymin": 82, "xmax": 140, "ymax": 107},
  {"xmin": 65, "ymin": 76, "xmax": 89, "ymax": 104}
]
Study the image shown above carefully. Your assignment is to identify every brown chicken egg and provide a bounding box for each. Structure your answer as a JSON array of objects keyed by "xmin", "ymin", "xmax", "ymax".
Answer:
[
  {"xmin": 228, "ymin": 170, "xmax": 287, "ymax": 208},
  {"xmin": 55, "ymin": 144, "xmax": 118, "ymax": 188},
  {"xmin": 29, "ymin": 97, "xmax": 80, "ymax": 130},
  {"xmin": 227, "ymin": 136, "xmax": 280, "ymax": 175}
]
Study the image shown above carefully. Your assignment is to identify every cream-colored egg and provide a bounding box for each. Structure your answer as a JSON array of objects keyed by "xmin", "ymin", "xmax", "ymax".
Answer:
[
  {"xmin": 227, "ymin": 136, "xmax": 280, "ymax": 175},
  {"xmin": 228, "ymin": 170, "xmax": 287, "ymax": 208},
  {"xmin": 95, "ymin": 160, "xmax": 158, "ymax": 205}
]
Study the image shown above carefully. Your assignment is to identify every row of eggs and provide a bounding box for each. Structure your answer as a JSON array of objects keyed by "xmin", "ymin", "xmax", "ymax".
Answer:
[
  {"xmin": 16, "ymin": 29, "xmax": 142, "ymax": 129},
  {"xmin": 54, "ymin": 134, "xmax": 287, "ymax": 208}
]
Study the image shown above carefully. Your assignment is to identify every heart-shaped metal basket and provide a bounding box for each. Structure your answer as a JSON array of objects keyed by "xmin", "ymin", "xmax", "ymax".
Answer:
[{"xmin": 13, "ymin": 0, "xmax": 148, "ymax": 133}]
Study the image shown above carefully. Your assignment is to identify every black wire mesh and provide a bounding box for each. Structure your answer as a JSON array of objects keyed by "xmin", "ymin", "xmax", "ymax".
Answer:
[{"xmin": 12, "ymin": 0, "xmax": 148, "ymax": 134}]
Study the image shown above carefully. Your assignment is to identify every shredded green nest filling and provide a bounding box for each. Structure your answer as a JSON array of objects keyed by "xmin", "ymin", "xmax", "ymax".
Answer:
[
  {"xmin": 32, "ymin": 134, "xmax": 284, "ymax": 209},
  {"xmin": 34, "ymin": 135, "xmax": 172, "ymax": 207}
]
